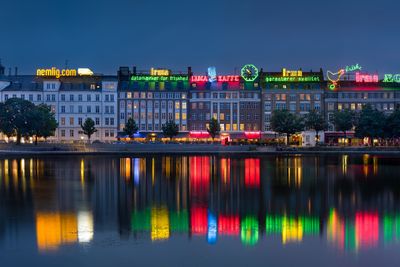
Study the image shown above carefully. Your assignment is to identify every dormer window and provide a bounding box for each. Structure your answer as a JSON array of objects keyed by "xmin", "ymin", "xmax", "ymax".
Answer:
[{"xmin": 90, "ymin": 84, "xmax": 96, "ymax": 90}]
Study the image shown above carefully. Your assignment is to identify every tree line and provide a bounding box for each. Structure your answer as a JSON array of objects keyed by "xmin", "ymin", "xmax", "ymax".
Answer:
[
  {"xmin": 270, "ymin": 104, "xmax": 400, "ymax": 146},
  {"xmin": 0, "ymin": 98, "xmax": 103, "ymax": 144}
]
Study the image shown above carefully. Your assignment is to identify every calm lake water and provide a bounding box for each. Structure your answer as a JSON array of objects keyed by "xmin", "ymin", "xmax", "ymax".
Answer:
[{"xmin": 1, "ymin": 154, "xmax": 400, "ymax": 267}]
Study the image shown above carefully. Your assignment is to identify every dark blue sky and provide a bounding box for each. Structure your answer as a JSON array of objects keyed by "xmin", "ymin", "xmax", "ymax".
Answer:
[{"xmin": 1, "ymin": 0, "xmax": 399, "ymax": 75}]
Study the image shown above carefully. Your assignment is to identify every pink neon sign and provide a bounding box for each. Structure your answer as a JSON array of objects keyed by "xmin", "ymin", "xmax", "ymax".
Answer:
[
  {"xmin": 191, "ymin": 75, "xmax": 240, "ymax": 83},
  {"xmin": 356, "ymin": 72, "xmax": 379, "ymax": 83}
]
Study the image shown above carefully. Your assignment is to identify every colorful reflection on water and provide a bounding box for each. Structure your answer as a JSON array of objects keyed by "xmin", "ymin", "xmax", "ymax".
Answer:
[{"xmin": 1, "ymin": 154, "xmax": 400, "ymax": 261}]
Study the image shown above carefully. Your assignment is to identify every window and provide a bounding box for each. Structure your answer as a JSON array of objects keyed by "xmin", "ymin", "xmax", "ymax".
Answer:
[
  {"xmin": 96, "ymin": 94, "xmax": 100, "ymax": 101},
  {"xmin": 78, "ymin": 94, "xmax": 83, "ymax": 101},
  {"xmin": 78, "ymin": 106, "xmax": 83, "ymax": 113},
  {"xmin": 110, "ymin": 118, "xmax": 114, "ymax": 125},
  {"xmin": 87, "ymin": 95, "xmax": 91, "ymax": 101},
  {"xmin": 78, "ymin": 118, "xmax": 83, "ymax": 125},
  {"xmin": 37, "ymin": 94, "xmax": 41, "ymax": 101},
  {"xmin": 61, "ymin": 94, "xmax": 65, "ymax": 101},
  {"xmin": 70, "ymin": 130, "xmax": 74, "ymax": 137},
  {"xmin": 61, "ymin": 106, "xmax": 65, "ymax": 113},
  {"xmin": 61, "ymin": 117, "xmax": 65, "ymax": 125},
  {"xmin": 105, "ymin": 118, "xmax": 109, "ymax": 125},
  {"xmin": 61, "ymin": 130, "xmax": 65, "ymax": 137},
  {"xmin": 69, "ymin": 117, "xmax": 74, "ymax": 125},
  {"xmin": 70, "ymin": 95, "xmax": 74, "ymax": 101},
  {"xmin": 96, "ymin": 106, "xmax": 100, "ymax": 113},
  {"xmin": 95, "ymin": 118, "xmax": 100, "ymax": 125},
  {"xmin": 87, "ymin": 106, "xmax": 91, "ymax": 113}
]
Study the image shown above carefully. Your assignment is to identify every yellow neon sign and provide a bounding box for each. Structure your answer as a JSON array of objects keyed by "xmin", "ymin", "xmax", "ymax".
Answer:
[
  {"xmin": 150, "ymin": 68, "xmax": 171, "ymax": 76},
  {"xmin": 36, "ymin": 67, "xmax": 77, "ymax": 78},
  {"xmin": 282, "ymin": 68, "xmax": 302, "ymax": 77}
]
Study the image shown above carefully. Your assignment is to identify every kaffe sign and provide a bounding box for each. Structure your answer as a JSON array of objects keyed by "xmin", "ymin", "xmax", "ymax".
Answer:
[{"xmin": 190, "ymin": 75, "xmax": 240, "ymax": 83}]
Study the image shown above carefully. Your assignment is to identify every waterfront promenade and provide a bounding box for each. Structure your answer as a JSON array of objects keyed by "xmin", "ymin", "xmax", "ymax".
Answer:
[{"xmin": 1, "ymin": 143, "xmax": 400, "ymax": 156}]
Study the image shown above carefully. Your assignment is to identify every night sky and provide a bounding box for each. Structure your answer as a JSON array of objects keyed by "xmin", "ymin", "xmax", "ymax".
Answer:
[{"xmin": 1, "ymin": 0, "xmax": 399, "ymax": 75}]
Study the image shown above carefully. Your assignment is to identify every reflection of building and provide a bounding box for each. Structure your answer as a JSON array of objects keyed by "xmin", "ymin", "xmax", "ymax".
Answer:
[{"xmin": 36, "ymin": 212, "xmax": 77, "ymax": 251}]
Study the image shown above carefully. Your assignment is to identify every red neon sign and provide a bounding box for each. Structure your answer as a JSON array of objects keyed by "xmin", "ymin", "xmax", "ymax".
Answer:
[
  {"xmin": 244, "ymin": 131, "xmax": 261, "ymax": 139},
  {"xmin": 356, "ymin": 72, "xmax": 379, "ymax": 83},
  {"xmin": 191, "ymin": 76, "xmax": 208, "ymax": 82},
  {"xmin": 217, "ymin": 75, "xmax": 240, "ymax": 82},
  {"xmin": 189, "ymin": 131, "xmax": 210, "ymax": 138},
  {"xmin": 190, "ymin": 75, "xmax": 240, "ymax": 83}
]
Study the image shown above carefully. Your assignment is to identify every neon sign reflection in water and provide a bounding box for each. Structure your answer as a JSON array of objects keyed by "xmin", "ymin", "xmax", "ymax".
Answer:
[{"xmin": 207, "ymin": 211, "xmax": 218, "ymax": 244}]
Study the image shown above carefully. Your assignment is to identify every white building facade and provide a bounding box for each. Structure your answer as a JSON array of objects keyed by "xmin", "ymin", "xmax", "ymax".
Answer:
[{"xmin": 0, "ymin": 75, "xmax": 118, "ymax": 143}]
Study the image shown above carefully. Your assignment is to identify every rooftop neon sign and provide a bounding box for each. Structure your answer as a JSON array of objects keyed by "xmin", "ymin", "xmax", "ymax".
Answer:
[
  {"xmin": 383, "ymin": 74, "xmax": 400, "ymax": 83},
  {"xmin": 265, "ymin": 76, "xmax": 320, "ymax": 82},
  {"xmin": 190, "ymin": 75, "xmax": 240, "ymax": 83},
  {"xmin": 356, "ymin": 72, "xmax": 379, "ymax": 83},
  {"xmin": 327, "ymin": 63, "xmax": 362, "ymax": 90}
]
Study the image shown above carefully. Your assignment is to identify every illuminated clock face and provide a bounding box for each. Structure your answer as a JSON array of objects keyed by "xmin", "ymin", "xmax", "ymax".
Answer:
[{"xmin": 241, "ymin": 64, "xmax": 259, "ymax": 82}]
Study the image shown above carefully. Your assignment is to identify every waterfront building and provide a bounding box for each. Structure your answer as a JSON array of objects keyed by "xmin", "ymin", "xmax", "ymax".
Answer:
[
  {"xmin": 188, "ymin": 65, "xmax": 262, "ymax": 141},
  {"xmin": 260, "ymin": 68, "xmax": 325, "ymax": 131},
  {"xmin": 324, "ymin": 75, "xmax": 400, "ymax": 144},
  {"xmin": 0, "ymin": 68, "xmax": 118, "ymax": 142},
  {"xmin": 117, "ymin": 67, "xmax": 190, "ymax": 139}
]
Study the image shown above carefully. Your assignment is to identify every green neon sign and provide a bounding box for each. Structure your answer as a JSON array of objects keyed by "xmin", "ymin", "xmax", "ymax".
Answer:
[
  {"xmin": 131, "ymin": 75, "xmax": 188, "ymax": 82},
  {"xmin": 383, "ymin": 74, "xmax": 400, "ymax": 83},
  {"xmin": 265, "ymin": 76, "xmax": 320, "ymax": 82},
  {"xmin": 345, "ymin": 64, "xmax": 362, "ymax": 72}
]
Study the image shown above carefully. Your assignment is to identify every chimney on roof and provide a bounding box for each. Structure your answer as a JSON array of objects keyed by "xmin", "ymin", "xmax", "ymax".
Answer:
[
  {"xmin": 133, "ymin": 66, "xmax": 136, "ymax": 75},
  {"xmin": 15, "ymin": 67, "xmax": 18, "ymax": 76},
  {"xmin": 188, "ymin": 66, "xmax": 192, "ymax": 76},
  {"xmin": 0, "ymin": 59, "xmax": 4, "ymax": 76}
]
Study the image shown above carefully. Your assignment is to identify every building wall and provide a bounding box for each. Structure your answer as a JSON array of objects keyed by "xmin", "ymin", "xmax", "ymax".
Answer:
[
  {"xmin": 118, "ymin": 90, "xmax": 188, "ymax": 132},
  {"xmin": 189, "ymin": 89, "xmax": 261, "ymax": 132}
]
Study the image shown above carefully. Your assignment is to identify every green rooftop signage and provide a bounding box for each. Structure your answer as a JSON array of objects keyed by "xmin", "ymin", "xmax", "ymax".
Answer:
[
  {"xmin": 265, "ymin": 76, "xmax": 320, "ymax": 82},
  {"xmin": 131, "ymin": 75, "xmax": 188, "ymax": 82},
  {"xmin": 383, "ymin": 74, "xmax": 400, "ymax": 83}
]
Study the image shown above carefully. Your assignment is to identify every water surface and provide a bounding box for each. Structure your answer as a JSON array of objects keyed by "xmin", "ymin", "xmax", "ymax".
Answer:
[{"xmin": 1, "ymin": 154, "xmax": 400, "ymax": 267}]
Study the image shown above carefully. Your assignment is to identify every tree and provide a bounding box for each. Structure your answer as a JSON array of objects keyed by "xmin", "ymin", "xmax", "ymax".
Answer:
[
  {"xmin": 30, "ymin": 104, "xmax": 58, "ymax": 145},
  {"xmin": 305, "ymin": 110, "xmax": 327, "ymax": 144},
  {"xmin": 386, "ymin": 107, "xmax": 400, "ymax": 139},
  {"xmin": 0, "ymin": 102, "xmax": 15, "ymax": 138},
  {"xmin": 162, "ymin": 120, "xmax": 179, "ymax": 141},
  {"xmin": 207, "ymin": 118, "xmax": 220, "ymax": 141},
  {"xmin": 0, "ymin": 98, "xmax": 36, "ymax": 144},
  {"xmin": 81, "ymin": 118, "xmax": 97, "ymax": 143},
  {"xmin": 270, "ymin": 109, "xmax": 304, "ymax": 145},
  {"xmin": 333, "ymin": 109, "xmax": 355, "ymax": 140},
  {"xmin": 355, "ymin": 104, "xmax": 386, "ymax": 146},
  {"xmin": 123, "ymin": 117, "xmax": 139, "ymax": 140}
]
